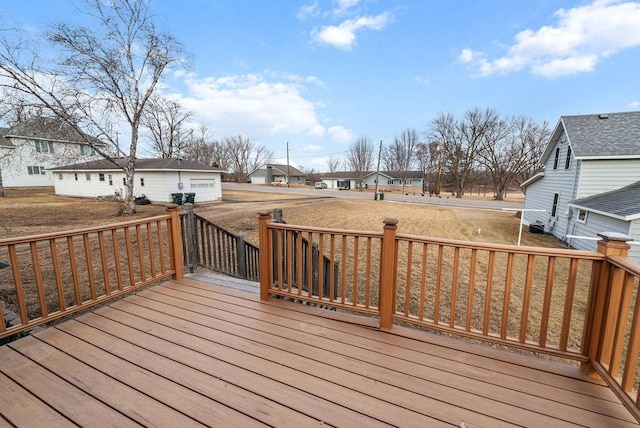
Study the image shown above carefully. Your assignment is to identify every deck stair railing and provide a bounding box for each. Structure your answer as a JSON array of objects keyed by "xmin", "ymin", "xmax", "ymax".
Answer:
[
  {"xmin": 180, "ymin": 204, "xmax": 260, "ymax": 281},
  {"xmin": 257, "ymin": 211, "xmax": 640, "ymax": 422}
]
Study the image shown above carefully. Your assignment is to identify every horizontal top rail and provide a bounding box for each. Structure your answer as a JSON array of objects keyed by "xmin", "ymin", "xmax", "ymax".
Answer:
[
  {"xmin": 0, "ymin": 214, "xmax": 172, "ymax": 246},
  {"xmin": 396, "ymin": 232, "xmax": 606, "ymax": 259},
  {"xmin": 268, "ymin": 222, "xmax": 383, "ymax": 239},
  {"xmin": 607, "ymin": 254, "xmax": 640, "ymax": 276}
]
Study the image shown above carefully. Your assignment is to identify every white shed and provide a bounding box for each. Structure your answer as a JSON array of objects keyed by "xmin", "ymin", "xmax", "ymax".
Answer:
[{"xmin": 51, "ymin": 158, "xmax": 226, "ymax": 203}]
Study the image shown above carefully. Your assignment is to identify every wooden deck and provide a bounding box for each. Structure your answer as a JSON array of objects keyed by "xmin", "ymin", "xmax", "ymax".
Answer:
[{"xmin": 0, "ymin": 273, "xmax": 637, "ymax": 427}]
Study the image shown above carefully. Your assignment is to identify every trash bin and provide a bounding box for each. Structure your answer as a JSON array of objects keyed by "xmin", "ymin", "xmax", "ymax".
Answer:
[
  {"xmin": 171, "ymin": 192, "xmax": 183, "ymax": 205},
  {"xmin": 184, "ymin": 192, "xmax": 195, "ymax": 204},
  {"xmin": 377, "ymin": 192, "xmax": 384, "ymax": 200}
]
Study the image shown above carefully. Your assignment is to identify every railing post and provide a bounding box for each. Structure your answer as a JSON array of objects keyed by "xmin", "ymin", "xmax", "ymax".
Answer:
[
  {"xmin": 258, "ymin": 211, "xmax": 273, "ymax": 301},
  {"xmin": 166, "ymin": 204, "xmax": 184, "ymax": 281},
  {"xmin": 379, "ymin": 218, "xmax": 399, "ymax": 330},
  {"xmin": 183, "ymin": 203, "xmax": 198, "ymax": 273},
  {"xmin": 236, "ymin": 233, "xmax": 247, "ymax": 279},
  {"xmin": 582, "ymin": 231, "xmax": 632, "ymax": 375}
]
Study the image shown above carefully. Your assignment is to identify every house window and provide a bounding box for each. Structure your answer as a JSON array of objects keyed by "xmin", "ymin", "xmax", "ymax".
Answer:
[
  {"xmin": 577, "ymin": 209, "xmax": 588, "ymax": 223},
  {"xmin": 551, "ymin": 193, "xmax": 559, "ymax": 217},
  {"xmin": 108, "ymin": 174, "xmax": 113, "ymax": 185},
  {"xmin": 85, "ymin": 173, "xmax": 91, "ymax": 181},
  {"xmin": 27, "ymin": 165, "xmax": 46, "ymax": 175},
  {"xmin": 140, "ymin": 178, "xmax": 145, "ymax": 187},
  {"xmin": 74, "ymin": 173, "xmax": 78, "ymax": 181},
  {"xmin": 58, "ymin": 173, "xmax": 63, "ymax": 180},
  {"xmin": 564, "ymin": 146, "xmax": 572, "ymax": 170},
  {"xmin": 99, "ymin": 173, "xmax": 105, "ymax": 182},
  {"xmin": 553, "ymin": 147, "xmax": 560, "ymax": 170},
  {"xmin": 123, "ymin": 178, "xmax": 127, "ymax": 186},
  {"xmin": 80, "ymin": 145, "xmax": 93, "ymax": 155},
  {"xmin": 35, "ymin": 141, "xmax": 54, "ymax": 153}
]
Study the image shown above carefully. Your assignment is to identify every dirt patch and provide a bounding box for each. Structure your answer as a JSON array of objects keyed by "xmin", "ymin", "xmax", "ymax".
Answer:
[{"xmin": 0, "ymin": 194, "xmax": 167, "ymax": 238}]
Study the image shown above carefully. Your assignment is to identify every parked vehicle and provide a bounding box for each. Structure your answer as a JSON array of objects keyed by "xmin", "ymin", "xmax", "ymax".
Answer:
[{"xmin": 314, "ymin": 182, "xmax": 327, "ymax": 189}]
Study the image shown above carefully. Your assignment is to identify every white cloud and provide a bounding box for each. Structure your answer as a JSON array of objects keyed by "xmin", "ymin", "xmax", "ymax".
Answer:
[
  {"xmin": 331, "ymin": 0, "xmax": 362, "ymax": 17},
  {"xmin": 297, "ymin": 1, "xmax": 319, "ymax": 20},
  {"xmin": 312, "ymin": 12, "xmax": 391, "ymax": 50},
  {"xmin": 629, "ymin": 100, "xmax": 640, "ymax": 107},
  {"xmin": 300, "ymin": 144, "xmax": 324, "ymax": 153},
  {"xmin": 327, "ymin": 125, "xmax": 355, "ymax": 143},
  {"xmin": 414, "ymin": 75, "xmax": 431, "ymax": 85},
  {"xmin": 460, "ymin": 0, "xmax": 640, "ymax": 78},
  {"xmin": 176, "ymin": 72, "xmax": 326, "ymax": 138}
]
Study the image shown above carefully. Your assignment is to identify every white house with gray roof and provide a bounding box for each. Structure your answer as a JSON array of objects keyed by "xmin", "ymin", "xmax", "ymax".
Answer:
[
  {"xmin": 52, "ymin": 158, "xmax": 226, "ymax": 203},
  {"xmin": 0, "ymin": 116, "xmax": 105, "ymax": 194},
  {"xmin": 248, "ymin": 164, "xmax": 306, "ymax": 185},
  {"xmin": 521, "ymin": 111, "xmax": 640, "ymax": 260}
]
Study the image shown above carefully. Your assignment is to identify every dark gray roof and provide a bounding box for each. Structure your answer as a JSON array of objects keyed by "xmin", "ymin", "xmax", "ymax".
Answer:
[
  {"xmin": 5, "ymin": 116, "xmax": 104, "ymax": 145},
  {"xmin": 321, "ymin": 171, "xmax": 422, "ymax": 180},
  {"xmin": 0, "ymin": 127, "xmax": 12, "ymax": 147},
  {"xmin": 264, "ymin": 164, "xmax": 306, "ymax": 177},
  {"xmin": 51, "ymin": 158, "xmax": 226, "ymax": 172},
  {"xmin": 570, "ymin": 181, "xmax": 640, "ymax": 220},
  {"xmin": 561, "ymin": 112, "xmax": 640, "ymax": 159}
]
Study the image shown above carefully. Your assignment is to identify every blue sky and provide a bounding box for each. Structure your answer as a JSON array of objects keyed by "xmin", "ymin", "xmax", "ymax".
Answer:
[{"xmin": 2, "ymin": 0, "xmax": 640, "ymax": 171}]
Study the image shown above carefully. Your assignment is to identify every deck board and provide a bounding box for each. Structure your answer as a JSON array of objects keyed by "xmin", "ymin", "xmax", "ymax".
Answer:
[{"xmin": 0, "ymin": 275, "xmax": 638, "ymax": 427}]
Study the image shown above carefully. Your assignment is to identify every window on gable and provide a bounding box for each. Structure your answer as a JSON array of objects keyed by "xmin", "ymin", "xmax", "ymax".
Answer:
[
  {"xmin": 140, "ymin": 177, "xmax": 145, "ymax": 187},
  {"xmin": 58, "ymin": 173, "xmax": 63, "ymax": 180},
  {"xmin": 74, "ymin": 173, "xmax": 78, "ymax": 181},
  {"xmin": 551, "ymin": 193, "xmax": 559, "ymax": 217},
  {"xmin": 99, "ymin": 173, "xmax": 105, "ymax": 182},
  {"xmin": 564, "ymin": 146, "xmax": 572, "ymax": 170},
  {"xmin": 80, "ymin": 145, "xmax": 93, "ymax": 156},
  {"xmin": 577, "ymin": 209, "xmax": 588, "ymax": 223},
  {"xmin": 108, "ymin": 174, "xmax": 113, "ymax": 185},
  {"xmin": 553, "ymin": 147, "xmax": 560, "ymax": 170},
  {"xmin": 85, "ymin": 173, "xmax": 91, "ymax": 181},
  {"xmin": 35, "ymin": 140, "xmax": 54, "ymax": 153}
]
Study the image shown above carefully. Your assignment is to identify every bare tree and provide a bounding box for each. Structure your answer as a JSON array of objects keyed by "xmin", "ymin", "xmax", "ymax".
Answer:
[
  {"xmin": 382, "ymin": 128, "xmax": 419, "ymax": 192},
  {"xmin": 142, "ymin": 95, "xmax": 193, "ymax": 158},
  {"xmin": 476, "ymin": 115, "xmax": 550, "ymax": 200},
  {"xmin": 428, "ymin": 108, "xmax": 498, "ymax": 198},
  {"xmin": 181, "ymin": 124, "xmax": 222, "ymax": 166},
  {"xmin": 516, "ymin": 118, "xmax": 550, "ymax": 189},
  {"xmin": 0, "ymin": 0, "xmax": 187, "ymax": 214},
  {"xmin": 327, "ymin": 155, "xmax": 342, "ymax": 173},
  {"xmin": 224, "ymin": 135, "xmax": 274, "ymax": 182},
  {"xmin": 346, "ymin": 136, "xmax": 374, "ymax": 189}
]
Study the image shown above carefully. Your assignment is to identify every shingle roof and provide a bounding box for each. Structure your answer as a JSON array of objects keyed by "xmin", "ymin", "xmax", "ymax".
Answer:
[
  {"xmin": 264, "ymin": 164, "xmax": 306, "ymax": 177},
  {"xmin": 320, "ymin": 171, "xmax": 423, "ymax": 180},
  {"xmin": 0, "ymin": 127, "xmax": 13, "ymax": 147},
  {"xmin": 51, "ymin": 158, "xmax": 226, "ymax": 172},
  {"xmin": 570, "ymin": 181, "xmax": 640, "ymax": 220},
  {"xmin": 561, "ymin": 112, "xmax": 640, "ymax": 159},
  {"xmin": 5, "ymin": 116, "xmax": 104, "ymax": 145}
]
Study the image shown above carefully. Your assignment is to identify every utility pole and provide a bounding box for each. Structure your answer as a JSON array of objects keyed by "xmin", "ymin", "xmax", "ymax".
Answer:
[
  {"xmin": 436, "ymin": 141, "xmax": 443, "ymax": 195},
  {"xmin": 286, "ymin": 141, "xmax": 290, "ymax": 188},
  {"xmin": 374, "ymin": 140, "xmax": 382, "ymax": 200}
]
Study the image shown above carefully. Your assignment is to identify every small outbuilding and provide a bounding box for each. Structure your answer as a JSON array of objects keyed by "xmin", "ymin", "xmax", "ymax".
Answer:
[{"xmin": 51, "ymin": 158, "xmax": 226, "ymax": 203}]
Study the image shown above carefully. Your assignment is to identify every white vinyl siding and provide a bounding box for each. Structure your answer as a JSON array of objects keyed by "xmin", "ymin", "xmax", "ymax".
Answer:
[
  {"xmin": 569, "ymin": 212, "xmax": 640, "ymax": 262},
  {"xmin": 576, "ymin": 159, "xmax": 640, "ymax": 199}
]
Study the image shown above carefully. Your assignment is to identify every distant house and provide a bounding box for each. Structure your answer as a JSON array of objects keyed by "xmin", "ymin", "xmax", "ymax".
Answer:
[
  {"xmin": 249, "ymin": 164, "xmax": 306, "ymax": 185},
  {"xmin": 51, "ymin": 158, "xmax": 226, "ymax": 203},
  {"xmin": 0, "ymin": 116, "xmax": 106, "ymax": 195},
  {"xmin": 319, "ymin": 171, "xmax": 424, "ymax": 192},
  {"xmin": 521, "ymin": 111, "xmax": 640, "ymax": 260}
]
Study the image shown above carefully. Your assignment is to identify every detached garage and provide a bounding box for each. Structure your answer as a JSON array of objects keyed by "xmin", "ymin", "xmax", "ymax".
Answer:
[{"xmin": 51, "ymin": 158, "xmax": 226, "ymax": 203}]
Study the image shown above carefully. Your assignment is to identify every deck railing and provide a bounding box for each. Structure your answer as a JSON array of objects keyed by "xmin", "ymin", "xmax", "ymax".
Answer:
[
  {"xmin": 258, "ymin": 212, "xmax": 640, "ymax": 421},
  {"xmin": 0, "ymin": 206, "xmax": 183, "ymax": 341},
  {"xmin": 180, "ymin": 205, "xmax": 260, "ymax": 281}
]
